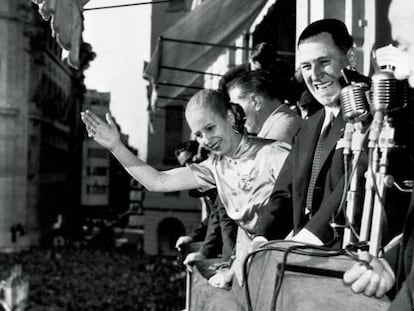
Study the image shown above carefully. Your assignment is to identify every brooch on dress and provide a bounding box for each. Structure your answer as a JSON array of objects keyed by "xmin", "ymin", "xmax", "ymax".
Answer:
[{"xmin": 239, "ymin": 173, "xmax": 253, "ymax": 191}]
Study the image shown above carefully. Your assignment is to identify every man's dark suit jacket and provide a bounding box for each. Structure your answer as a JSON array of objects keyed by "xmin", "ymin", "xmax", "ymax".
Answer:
[
  {"xmin": 387, "ymin": 191, "xmax": 414, "ymax": 310},
  {"xmin": 200, "ymin": 199, "xmax": 237, "ymax": 261},
  {"xmin": 187, "ymin": 188, "xmax": 237, "ymax": 260},
  {"xmin": 255, "ymin": 108, "xmax": 349, "ymax": 243}
]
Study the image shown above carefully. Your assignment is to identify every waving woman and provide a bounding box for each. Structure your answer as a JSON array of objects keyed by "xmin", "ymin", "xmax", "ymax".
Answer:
[{"xmin": 81, "ymin": 89, "xmax": 292, "ymax": 288}]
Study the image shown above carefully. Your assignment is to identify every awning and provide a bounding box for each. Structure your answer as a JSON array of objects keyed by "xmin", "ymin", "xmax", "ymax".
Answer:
[{"xmin": 144, "ymin": 0, "xmax": 268, "ymax": 105}]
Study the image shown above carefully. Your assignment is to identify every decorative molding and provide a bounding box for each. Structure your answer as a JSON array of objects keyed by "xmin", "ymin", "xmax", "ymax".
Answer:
[{"xmin": 0, "ymin": 107, "xmax": 20, "ymax": 117}]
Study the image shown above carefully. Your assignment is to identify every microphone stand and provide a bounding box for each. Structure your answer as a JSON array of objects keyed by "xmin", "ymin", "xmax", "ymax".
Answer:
[
  {"xmin": 359, "ymin": 108, "xmax": 395, "ymax": 255},
  {"xmin": 342, "ymin": 122, "xmax": 366, "ymax": 248},
  {"xmin": 338, "ymin": 75, "xmax": 371, "ymax": 248},
  {"xmin": 368, "ymin": 116, "xmax": 395, "ymax": 255},
  {"xmin": 359, "ymin": 148, "xmax": 377, "ymax": 243},
  {"xmin": 359, "ymin": 110, "xmax": 382, "ymax": 245}
]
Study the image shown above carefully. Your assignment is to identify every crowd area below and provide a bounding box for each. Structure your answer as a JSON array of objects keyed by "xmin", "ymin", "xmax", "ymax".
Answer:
[{"xmin": 0, "ymin": 245, "xmax": 186, "ymax": 311}]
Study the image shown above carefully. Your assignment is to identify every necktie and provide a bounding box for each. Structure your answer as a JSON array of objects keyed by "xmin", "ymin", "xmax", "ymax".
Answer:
[{"xmin": 305, "ymin": 114, "xmax": 333, "ymax": 216}]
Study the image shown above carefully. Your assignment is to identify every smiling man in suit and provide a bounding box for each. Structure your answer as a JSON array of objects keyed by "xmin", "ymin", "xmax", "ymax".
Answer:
[{"xmin": 253, "ymin": 19, "xmax": 357, "ymax": 246}]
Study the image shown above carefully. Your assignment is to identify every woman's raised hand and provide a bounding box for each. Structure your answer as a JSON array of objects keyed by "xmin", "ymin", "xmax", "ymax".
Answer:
[{"xmin": 81, "ymin": 110, "xmax": 121, "ymax": 151}]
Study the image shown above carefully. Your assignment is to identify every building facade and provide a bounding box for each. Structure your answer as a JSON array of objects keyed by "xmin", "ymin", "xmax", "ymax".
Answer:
[
  {"xmin": 0, "ymin": 1, "xmax": 91, "ymax": 249},
  {"xmin": 82, "ymin": 91, "xmax": 112, "ymax": 217},
  {"xmin": 82, "ymin": 90, "xmax": 132, "ymax": 226},
  {"xmin": 0, "ymin": 0, "xmax": 31, "ymax": 249}
]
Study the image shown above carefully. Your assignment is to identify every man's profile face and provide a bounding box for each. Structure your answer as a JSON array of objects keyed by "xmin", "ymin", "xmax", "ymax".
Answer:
[
  {"xmin": 228, "ymin": 86, "xmax": 262, "ymax": 135},
  {"xmin": 298, "ymin": 32, "xmax": 350, "ymax": 107},
  {"xmin": 389, "ymin": 0, "xmax": 414, "ymax": 86}
]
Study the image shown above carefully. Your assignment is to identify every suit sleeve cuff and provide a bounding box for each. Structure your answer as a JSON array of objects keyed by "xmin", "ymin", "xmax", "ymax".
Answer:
[
  {"xmin": 292, "ymin": 228, "xmax": 323, "ymax": 245},
  {"xmin": 252, "ymin": 236, "xmax": 268, "ymax": 244},
  {"xmin": 378, "ymin": 257, "xmax": 396, "ymax": 283}
]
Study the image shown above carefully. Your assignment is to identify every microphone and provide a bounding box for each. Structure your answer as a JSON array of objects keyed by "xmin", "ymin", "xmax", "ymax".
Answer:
[
  {"xmin": 340, "ymin": 80, "xmax": 370, "ymax": 155},
  {"xmin": 368, "ymin": 69, "xmax": 407, "ymax": 146},
  {"xmin": 340, "ymin": 82, "xmax": 370, "ymax": 124},
  {"xmin": 371, "ymin": 69, "xmax": 397, "ymax": 113}
]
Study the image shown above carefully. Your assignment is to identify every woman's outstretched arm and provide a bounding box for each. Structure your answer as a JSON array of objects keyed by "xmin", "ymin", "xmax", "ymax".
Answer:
[{"xmin": 81, "ymin": 110, "xmax": 200, "ymax": 192}]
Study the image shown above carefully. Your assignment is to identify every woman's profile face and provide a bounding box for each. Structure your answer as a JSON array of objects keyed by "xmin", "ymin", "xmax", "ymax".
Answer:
[{"xmin": 186, "ymin": 106, "xmax": 239, "ymax": 157}]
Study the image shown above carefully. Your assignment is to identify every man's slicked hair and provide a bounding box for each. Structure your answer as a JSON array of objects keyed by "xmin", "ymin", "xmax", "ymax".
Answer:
[
  {"xmin": 227, "ymin": 70, "xmax": 288, "ymax": 101},
  {"xmin": 298, "ymin": 19, "xmax": 354, "ymax": 53}
]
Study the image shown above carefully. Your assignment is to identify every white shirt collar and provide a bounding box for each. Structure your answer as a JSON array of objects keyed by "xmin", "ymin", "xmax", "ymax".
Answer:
[
  {"xmin": 323, "ymin": 106, "xmax": 340, "ymax": 128},
  {"xmin": 324, "ymin": 106, "xmax": 340, "ymax": 118}
]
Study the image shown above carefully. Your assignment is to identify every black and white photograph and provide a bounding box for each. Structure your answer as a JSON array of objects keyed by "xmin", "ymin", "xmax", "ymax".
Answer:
[{"xmin": 1, "ymin": 0, "xmax": 414, "ymax": 310}]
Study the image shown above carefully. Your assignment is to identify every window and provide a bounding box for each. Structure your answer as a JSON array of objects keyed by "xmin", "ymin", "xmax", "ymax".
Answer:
[
  {"xmin": 86, "ymin": 184, "xmax": 107, "ymax": 194},
  {"xmin": 130, "ymin": 191, "xmax": 144, "ymax": 202},
  {"xmin": 130, "ymin": 179, "xmax": 139, "ymax": 187},
  {"xmin": 88, "ymin": 148, "xmax": 108, "ymax": 158},
  {"xmin": 130, "ymin": 179, "xmax": 144, "ymax": 189},
  {"xmin": 163, "ymin": 109, "xmax": 183, "ymax": 165},
  {"xmin": 129, "ymin": 202, "xmax": 143, "ymax": 215},
  {"xmin": 87, "ymin": 166, "xmax": 108, "ymax": 176}
]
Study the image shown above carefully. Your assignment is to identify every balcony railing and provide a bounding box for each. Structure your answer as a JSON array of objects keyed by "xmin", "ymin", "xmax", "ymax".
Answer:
[{"xmin": 185, "ymin": 241, "xmax": 391, "ymax": 311}]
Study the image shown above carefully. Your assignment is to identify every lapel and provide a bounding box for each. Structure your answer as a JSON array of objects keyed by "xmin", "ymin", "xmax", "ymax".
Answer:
[
  {"xmin": 319, "ymin": 112, "xmax": 345, "ymax": 169},
  {"xmin": 298, "ymin": 110, "xmax": 324, "ymax": 169},
  {"xmin": 403, "ymin": 198, "xmax": 414, "ymax": 274},
  {"xmin": 294, "ymin": 110, "xmax": 324, "ymax": 229},
  {"xmin": 296, "ymin": 109, "xmax": 345, "ymax": 187},
  {"xmin": 404, "ymin": 197, "xmax": 414, "ymax": 245}
]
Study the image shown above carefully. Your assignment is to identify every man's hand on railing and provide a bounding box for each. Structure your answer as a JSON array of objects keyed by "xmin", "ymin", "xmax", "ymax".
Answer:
[
  {"xmin": 343, "ymin": 251, "xmax": 395, "ymax": 298},
  {"xmin": 208, "ymin": 268, "xmax": 234, "ymax": 289},
  {"xmin": 183, "ymin": 252, "xmax": 205, "ymax": 272},
  {"xmin": 175, "ymin": 236, "xmax": 193, "ymax": 251}
]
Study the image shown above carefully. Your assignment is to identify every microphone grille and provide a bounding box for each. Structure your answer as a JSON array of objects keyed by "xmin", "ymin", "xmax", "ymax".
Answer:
[
  {"xmin": 371, "ymin": 70, "xmax": 398, "ymax": 112},
  {"xmin": 340, "ymin": 83, "xmax": 369, "ymax": 122}
]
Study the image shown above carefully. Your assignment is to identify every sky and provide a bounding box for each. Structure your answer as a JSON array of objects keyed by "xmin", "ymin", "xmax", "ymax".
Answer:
[{"xmin": 82, "ymin": 0, "xmax": 151, "ymax": 159}]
